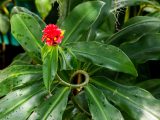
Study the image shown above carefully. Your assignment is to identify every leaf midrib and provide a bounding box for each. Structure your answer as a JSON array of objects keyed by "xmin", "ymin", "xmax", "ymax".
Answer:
[
  {"xmin": 0, "ymin": 86, "xmax": 44, "ymax": 118},
  {"xmin": 92, "ymin": 80, "xmax": 160, "ymax": 119},
  {"xmin": 107, "ymin": 19, "xmax": 160, "ymax": 44},
  {"xmin": 16, "ymin": 14, "xmax": 42, "ymax": 49},
  {"xmin": 86, "ymin": 86, "xmax": 109, "ymax": 120},
  {"xmin": 42, "ymin": 87, "xmax": 69, "ymax": 119},
  {"xmin": 62, "ymin": 2, "xmax": 104, "ymax": 45},
  {"xmin": 0, "ymin": 71, "xmax": 42, "ymax": 83}
]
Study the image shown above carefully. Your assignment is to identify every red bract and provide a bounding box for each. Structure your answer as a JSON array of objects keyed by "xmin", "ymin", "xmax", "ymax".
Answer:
[{"xmin": 42, "ymin": 24, "xmax": 64, "ymax": 46}]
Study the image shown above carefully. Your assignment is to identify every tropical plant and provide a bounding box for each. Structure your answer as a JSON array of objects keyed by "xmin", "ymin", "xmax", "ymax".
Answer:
[{"xmin": 0, "ymin": 0, "xmax": 160, "ymax": 120}]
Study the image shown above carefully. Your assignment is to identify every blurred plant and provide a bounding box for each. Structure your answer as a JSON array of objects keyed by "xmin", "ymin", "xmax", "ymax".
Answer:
[{"xmin": 0, "ymin": 0, "xmax": 160, "ymax": 120}]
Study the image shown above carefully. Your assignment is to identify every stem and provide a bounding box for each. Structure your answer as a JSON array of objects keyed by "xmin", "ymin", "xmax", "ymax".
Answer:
[
  {"xmin": 124, "ymin": 7, "xmax": 130, "ymax": 23},
  {"xmin": 57, "ymin": 70, "xmax": 89, "ymax": 88}
]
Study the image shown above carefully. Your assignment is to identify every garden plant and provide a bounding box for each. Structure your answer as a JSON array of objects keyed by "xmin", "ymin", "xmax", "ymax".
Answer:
[{"xmin": 0, "ymin": 0, "xmax": 160, "ymax": 120}]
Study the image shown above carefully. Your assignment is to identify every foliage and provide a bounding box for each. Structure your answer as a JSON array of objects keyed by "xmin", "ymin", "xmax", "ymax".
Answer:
[{"xmin": 0, "ymin": 0, "xmax": 160, "ymax": 119}]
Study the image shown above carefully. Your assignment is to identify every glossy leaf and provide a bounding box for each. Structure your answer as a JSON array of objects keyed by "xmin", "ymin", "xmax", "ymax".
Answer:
[
  {"xmin": 110, "ymin": 0, "xmax": 157, "ymax": 11},
  {"xmin": 58, "ymin": 47, "xmax": 77, "ymax": 70},
  {"xmin": 11, "ymin": 12, "xmax": 43, "ymax": 63},
  {"xmin": 91, "ymin": 76, "xmax": 160, "ymax": 120},
  {"xmin": 137, "ymin": 79, "xmax": 160, "ymax": 99},
  {"xmin": 35, "ymin": 0, "xmax": 52, "ymax": 19},
  {"xmin": 11, "ymin": 6, "xmax": 46, "ymax": 29},
  {"xmin": 72, "ymin": 91, "xmax": 89, "ymax": 115},
  {"xmin": 0, "ymin": 13, "xmax": 10, "ymax": 34},
  {"xmin": 0, "ymin": 64, "xmax": 42, "ymax": 97},
  {"xmin": 107, "ymin": 16, "xmax": 160, "ymax": 45},
  {"xmin": 0, "ymin": 83, "xmax": 46, "ymax": 119},
  {"xmin": 11, "ymin": 52, "xmax": 32, "ymax": 65},
  {"xmin": 57, "ymin": 0, "xmax": 85, "ymax": 25},
  {"xmin": 61, "ymin": 1, "xmax": 105, "ymax": 45},
  {"xmin": 120, "ymin": 33, "xmax": 160, "ymax": 63},
  {"xmin": 42, "ymin": 45, "xmax": 58, "ymax": 91},
  {"xmin": 85, "ymin": 84, "xmax": 124, "ymax": 120},
  {"xmin": 28, "ymin": 87, "xmax": 70, "ymax": 120},
  {"xmin": 69, "ymin": 41, "xmax": 137, "ymax": 76}
]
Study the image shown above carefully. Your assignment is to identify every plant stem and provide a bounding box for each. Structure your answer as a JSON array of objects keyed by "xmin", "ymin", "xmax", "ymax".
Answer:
[{"xmin": 57, "ymin": 70, "xmax": 89, "ymax": 88}]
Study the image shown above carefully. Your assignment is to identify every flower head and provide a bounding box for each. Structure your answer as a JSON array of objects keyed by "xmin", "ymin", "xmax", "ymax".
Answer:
[{"xmin": 42, "ymin": 24, "xmax": 64, "ymax": 46}]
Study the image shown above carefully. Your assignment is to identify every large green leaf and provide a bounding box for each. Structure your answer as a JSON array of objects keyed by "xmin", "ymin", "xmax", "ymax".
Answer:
[
  {"xmin": 11, "ymin": 6, "xmax": 46, "ymax": 29},
  {"xmin": 28, "ymin": 87, "xmax": 70, "ymax": 120},
  {"xmin": 137, "ymin": 79, "xmax": 160, "ymax": 99},
  {"xmin": 106, "ymin": 16, "xmax": 160, "ymax": 45},
  {"xmin": 69, "ymin": 41, "xmax": 137, "ymax": 76},
  {"xmin": 0, "ymin": 83, "xmax": 46, "ymax": 120},
  {"xmin": 61, "ymin": 1, "xmax": 105, "ymax": 45},
  {"xmin": 85, "ymin": 84, "xmax": 124, "ymax": 120},
  {"xmin": 42, "ymin": 45, "xmax": 58, "ymax": 91},
  {"xmin": 0, "ymin": 64, "xmax": 42, "ymax": 97},
  {"xmin": 120, "ymin": 33, "xmax": 160, "ymax": 63},
  {"xmin": 11, "ymin": 12, "xmax": 43, "ymax": 63},
  {"xmin": 11, "ymin": 52, "xmax": 32, "ymax": 65},
  {"xmin": 91, "ymin": 76, "xmax": 160, "ymax": 120},
  {"xmin": 110, "ymin": 0, "xmax": 157, "ymax": 11},
  {"xmin": 57, "ymin": 0, "xmax": 84, "ymax": 23}
]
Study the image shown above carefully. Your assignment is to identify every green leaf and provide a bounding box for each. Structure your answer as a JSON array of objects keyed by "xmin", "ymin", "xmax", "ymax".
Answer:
[
  {"xmin": 11, "ymin": 12, "xmax": 43, "ymax": 63},
  {"xmin": 110, "ymin": 0, "xmax": 157, "ymax": 10},
  {"xmin": 91, "ymin": 76, "xmax": 160, "ymax": 120},
  {"xmin": 28, "ymin": 87, "xmax": 70, "ymax": 120},
  {"xmin": 11, "ymin": 6, "xmax": 46, "ymax": 29},
  {"xmin": 35, "ymin": 0, "xmax": 52, "ymax": 19},
  {"xmin": 57, "ymin": 0, "xmax": 85, "ymax": 25},
  {"xmin": 0, "ymin": 64, "xmax": 42, "ymax": 97},
  {"xmin": 107, "ymin": 16, "xmax": 160, "ymax": 45},
  {"xmin": 137, "ymin": 79, "xmax": 160, "ymax": 91},
  {"xmin": 42, "ymin": 45, "xmax": 58, "ymax": 91},
  {"xmin": 11, "ymin": 52, "xmax": 32, "ymax": 65},
  {"xmin": 0, "ymin": 13, "xmax": 10, "ymax": 34},
  {"xmin": 137, "ymin": 79, "xmax": 160, "ymax": 99},
  {"xmin": 72, "ymin": 91, "xmax": 89, "ymax": 115},
  {"xmin": 61, "ymin": 1, "xmax": 105, "ymax": 45},
  {"xmin": 85, "ymin": 84, "xmax": 124, "ymax": 120},
  {"xmin": 0, "ymin": 83, "xmax": 46, "ymax": 119},
  {"xmin": 69, "ymin": 41, "xmax": 137, "ymax": 76},
  {"xmin": 120, "ymin": 33, "xmax": 160, "ymax": 63},
  {"xmin": 58, "ymin": 47, "xmax": 77, "ymax": 70}
]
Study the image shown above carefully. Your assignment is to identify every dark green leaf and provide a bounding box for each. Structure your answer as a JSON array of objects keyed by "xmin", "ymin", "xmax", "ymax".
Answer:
[
  {"xmin": 61, "ymin": 1, "xmax": 105, "ymax": 45},
  {"xmin": 11, "ymin": 6, "xmax": 46, "ymax": 29},
  {"xmin": 107, "ymin": 16, "xmax": 160, "ymax": 45},
  {"xmin": 69, "ymin": 41, "xmax": 137, "ymax": 76},
  {"xmin": 137, "ymin": 79, "xmax": 160, "ymax": 99},
  {"xmin": 110, "ymin": 0, "xmax": 157, "ymax": 10},
  {"xmin": 11, "ymin": 12, "xmax": 43, "ymax": 63},
  {"xmin": 57, "ymin": 0, "xmax": 85, "ymax": 24},
  {"xmin": 0, "ymin": 64, "xmax": 42, "ymax": 97},
  {"xmin": 28, "ymin": 87, "xmax": 70, "ymax": 120},
  {"xmin": 42, "ymin": 45, "xmax": 58, "ymax": 91},
  {"xmin": 85, "ymin": 84, "xmax": 124, "ymax": 120},
  {"xmin": 11, "ymin": 52, "xmax": 32, "ymax": 65},
  {"xmin": 0, "ymin": 83, "xmax": 46, "ymax": 119},
  {"xmin": 91, "ymin": 76, "xmax": 160, "ymax": 120},
  {"xmin": 72, "ymin": 91, "xmax": 89, "ymax": 115},
  {"xmin": 120, "ymin": 33, "xmax": 160, "ymax": 63}
]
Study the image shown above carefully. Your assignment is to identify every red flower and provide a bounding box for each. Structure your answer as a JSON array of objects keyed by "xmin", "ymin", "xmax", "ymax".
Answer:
[{"xmin": 42, "ymin": 24, "xmax": 64, "ymax": 46}]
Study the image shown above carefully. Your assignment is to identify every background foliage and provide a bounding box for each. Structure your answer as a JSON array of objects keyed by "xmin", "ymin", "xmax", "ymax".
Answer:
[{"xmin": 0, "ymin": 0, "xmax": 160, "ymax": 120}]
